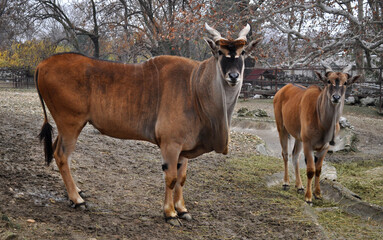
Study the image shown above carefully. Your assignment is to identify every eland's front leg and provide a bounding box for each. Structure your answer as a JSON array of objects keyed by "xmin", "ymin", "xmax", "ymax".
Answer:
[
  {"xmin": 313, "ymin": 148, "xmax": 328, "ymax": 200},
  {"xmin": 160, "ymin": 143, "xmax": 182, "ymax": 226},
  {"xmin": 303, "ymin": 143, "xmax": 315, "ymax": 204},
  {"xmin": 174, "ymin": 156, "xmax": 192, "ymax": 221}
]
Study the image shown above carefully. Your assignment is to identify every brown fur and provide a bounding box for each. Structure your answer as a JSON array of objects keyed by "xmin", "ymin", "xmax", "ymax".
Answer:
[
  {"xmin": 36, "ymin": 52, "xmax": 241, "ymax": 220},
  {"xmin": 273, "ymin": 70, "xmax": 359, "ymax": 203}
]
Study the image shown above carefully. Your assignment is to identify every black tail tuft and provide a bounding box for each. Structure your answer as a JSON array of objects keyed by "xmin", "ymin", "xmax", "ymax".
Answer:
[{"xmin": 38, "ymin": 122, "xmax": 54, "ymax": 166}]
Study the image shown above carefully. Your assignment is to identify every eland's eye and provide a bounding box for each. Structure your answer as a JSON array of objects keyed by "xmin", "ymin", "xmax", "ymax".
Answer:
[
  {"xmin": 344, "ymin": 81, "xmax": 347, "ymax": 85},
  {"xmin": 241, "ymin": 50, "xmax": 245, "ymax": 55},
  {"xmin": 218, "ymin": 50, "xmax": 223, "ymax": 55},
  {"xmin": 327, "ymin": 80, "xmax": 331, "ymax": 84}
]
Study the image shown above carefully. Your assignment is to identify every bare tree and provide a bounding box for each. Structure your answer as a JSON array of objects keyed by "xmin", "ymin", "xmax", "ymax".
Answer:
[
  {"xmin": 256, "ymin": 0, "xmax": 383, "ymax": 71},
  {"xmin": 0, "ymin": 0, "xmax": 34, "ymax": 48},
  {"xmin": 33, "ymin": 0, "xmax": 101, "ymax": 58}
]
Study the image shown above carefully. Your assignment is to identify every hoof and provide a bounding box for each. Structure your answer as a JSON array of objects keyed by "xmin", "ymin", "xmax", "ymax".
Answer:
[
  {"xmin": 78, "ymin": 190, "xmax": 86, "ymax": 198},
  {"xmin": 69, "ymin": 200, "xmax": 87, "ymax": 210},
  {"xmin": 297, "ymin": 188, "xmax": 304, "ymax": 194},
  {"xmin": 178, "ymin": 212, "xmax": 192, "ymax": 221},
  {"xmin": 305, "ymin": 201, "xmax": 313, "ymax": 206},
  {"xmin": 165, "ymin": 216, "xmax": 182, "ymax": 227},
  {"xmin": 314, "ymin": 194, "xmax": 322, "ymax": 200},
  {"xmin": 282, "ymin": 184, "xmax": 290, "ymax": 191}
]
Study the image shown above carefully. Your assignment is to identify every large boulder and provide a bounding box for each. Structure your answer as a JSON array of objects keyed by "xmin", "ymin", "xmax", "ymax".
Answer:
[
  {"xmin": 339, "ymin": 116, "xmax": 353, "ymax": 129},
  {"xmin": 345, "ymin": 96, "xmax": 356, "ymax": 105},
  {"xmin": 329, "ymin": 117, "xmax": 355, "ymax": 152},
  {"xmin": 360, "ymin": 96, "xmax": 376, "ymax": 106}
]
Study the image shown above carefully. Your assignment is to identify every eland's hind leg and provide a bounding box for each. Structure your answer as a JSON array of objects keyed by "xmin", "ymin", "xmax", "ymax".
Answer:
[
  {"xmin": 292, "ymin": 140, "xmax": 304, "ymax": 193},
  {"xmin": 174, "ymin": 156, "xmax": 192, "ymax": 221},
  {"xmin": 277, "ymin": 128, "xmax": 290, "ymax": 190},
  {"xmin": 54, "ymin": 124, "xmax": 85, "ymax": 207}
]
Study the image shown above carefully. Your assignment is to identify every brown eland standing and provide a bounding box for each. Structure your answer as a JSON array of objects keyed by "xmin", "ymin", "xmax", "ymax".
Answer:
[
  {"xmin": 36, "ymin": 23, "xmax": 261, "ymax": 226},
  {"xmin": 273, "ymin": 63, "xmax": 359, "ymax": 204}
]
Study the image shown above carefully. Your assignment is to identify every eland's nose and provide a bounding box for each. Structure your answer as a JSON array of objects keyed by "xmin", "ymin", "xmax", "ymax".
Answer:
[
  {"xmin": 332, "ymin": 94, "xmax": 341, "ymax": 102},
  {"xmin": 228, "ymin": 72, "xmax": 239, "ymax": 80}
]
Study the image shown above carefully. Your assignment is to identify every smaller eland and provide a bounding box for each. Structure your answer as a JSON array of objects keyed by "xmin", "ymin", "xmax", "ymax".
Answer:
[{"xmin": 273, "ymin": 63, "xmax": 359, "ymax": 204}]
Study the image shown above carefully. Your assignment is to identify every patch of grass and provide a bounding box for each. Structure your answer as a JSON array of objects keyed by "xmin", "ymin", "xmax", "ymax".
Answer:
[
  {"xmin": 221, "ymin": 155, "xmax": 310, "ymax": 213},
  {"xmin": 332, "ymin": 159, "xmax": 383, "ymax": 206},
  {"xmin": 260, "ymin": 159, "xmax": 383, "ymax": 239},
  {"xmin": 224, "ymin": 155, "xmax": 283, "ymax": 187},
  {"xmin": 343, "ymin": 104, "xmax": 381, "ymax": 118},
  {"xmin": 317, "ymin": 208, "xmax": 383, "ymax": 239}
]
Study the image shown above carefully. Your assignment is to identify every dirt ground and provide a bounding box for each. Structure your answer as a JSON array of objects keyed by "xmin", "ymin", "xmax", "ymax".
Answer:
[{"xmin": 0, "ymin": 89, "xmax": 382, "ymax": 239}]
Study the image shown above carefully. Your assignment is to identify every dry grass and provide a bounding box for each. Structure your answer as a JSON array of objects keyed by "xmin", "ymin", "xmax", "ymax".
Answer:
[{"xmin": 332, "ymin": 159, "xmax": 383, "ymax": 206}]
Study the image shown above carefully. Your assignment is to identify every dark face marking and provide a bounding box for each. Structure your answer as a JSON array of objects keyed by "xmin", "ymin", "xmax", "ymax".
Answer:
[
  {"xmin": 216, "ymin": 39, "xmax": 246, "ymax": 86},
  {"xmin": 162, "ymin": 163, "xmax": 168, "ymax": 171},
  {"xmin": 326, "ymin": 72, "xmax": 348, "ymax": 104},
  {"xmin": 177, "ymin": 163, "xmax": 182, "ymax": 170},
  {"xmin": 220, "ymin": 55, "xmax": 244, "ymax": 77}
]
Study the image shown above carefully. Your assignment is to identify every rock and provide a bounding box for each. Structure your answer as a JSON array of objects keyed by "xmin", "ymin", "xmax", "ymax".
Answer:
[
  {"xmin": 13, "ymin": 192, "xmax": 25, "ymax": 199},
  {"xmin": 345, "ymin": 96, "xmax": 356, "ymax": 105},
  {"xmin": 339, "ymin": 117, "xmax": 353, "ymax": 129},
  {"xmin": 320, "ymin": 162, "xmax": 337, "ymax": 181},
  {"xmin": 252, "ymin": 94, "xmax": 262, "ymax": 99},
  {"xmin": 321, "ymin": 179, "xmax": 383, "ymax": 222},
  {"xmin": 360, "ymin": 96, "xmax": 376, "ymax": 106},
  {"xmin": 255, "ymin": 143, "xmax": 268, "ymax": 155},
  {"xmin": 26, "ymin": 219, "xmax": 35, "ymax": 223},
  {"xmin": 328, "ymin": 128, "xmax": 355, "ymax": 152}
]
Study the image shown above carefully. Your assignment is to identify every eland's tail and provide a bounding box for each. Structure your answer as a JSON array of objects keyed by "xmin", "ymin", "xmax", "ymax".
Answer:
[{"xmin": 35, "ymin": 68, "xmax": 54, "ymax": 166}]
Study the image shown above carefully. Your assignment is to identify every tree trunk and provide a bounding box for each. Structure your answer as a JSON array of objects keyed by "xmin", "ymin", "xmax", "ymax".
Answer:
[{"xmin": 356, "ymin": 0, "xmax": 364, "ymax": 80}]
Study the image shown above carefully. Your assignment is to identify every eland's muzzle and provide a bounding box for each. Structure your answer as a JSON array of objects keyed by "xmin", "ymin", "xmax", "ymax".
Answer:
[
  {"xmin": 331, "ymin": 94, "xmax": 341, "ymax": 103},
  {"xmin": 227, "ymin": 72, "xmax": 240, "ymax": 86}
]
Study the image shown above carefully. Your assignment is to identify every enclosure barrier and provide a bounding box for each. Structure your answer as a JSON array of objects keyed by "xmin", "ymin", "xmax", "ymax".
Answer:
[
  {"xmin": 242, "ymin": 66, "xmax": 383, "ymax": 114},
  {"xmin": 0, "ymin": 67, "xmax": 34, "ymax": 89}
]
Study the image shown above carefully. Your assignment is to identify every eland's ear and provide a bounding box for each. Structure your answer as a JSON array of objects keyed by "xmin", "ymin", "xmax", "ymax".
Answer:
[
  {"xmin": 243, "ymin": 38, "xmax": 262, "ymax": 57},
  {"xmin": 204, "ymin": 37, "xmax": 218, "ymax": 56},
  {"xmin": 347, "ymin": 75, "xmax": 360, "ymax": 85},
  {"xmin": 315, "ymin": 71, "xmax": 326, "ymax": 84}
]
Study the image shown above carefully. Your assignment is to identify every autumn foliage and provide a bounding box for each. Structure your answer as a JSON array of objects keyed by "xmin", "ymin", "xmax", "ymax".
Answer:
[
  {"xmin": 0, "ymin": 0, "xmax": 382, "ymax": 70},
  {"xmin": 0, "ymin": 40, "xmax": 71, "ymax": 72}
]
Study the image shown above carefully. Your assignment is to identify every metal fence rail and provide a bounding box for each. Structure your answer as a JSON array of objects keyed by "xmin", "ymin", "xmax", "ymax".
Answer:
[
  {"xmin": 242, "ymin": 67, "xmax": 383, "ymax": 114},
  {"xmin": 0, "ymin": 67, "xmax": 34, "ymax": 89}
]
